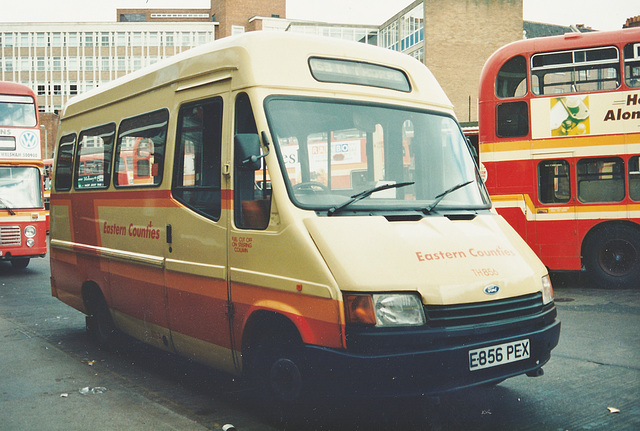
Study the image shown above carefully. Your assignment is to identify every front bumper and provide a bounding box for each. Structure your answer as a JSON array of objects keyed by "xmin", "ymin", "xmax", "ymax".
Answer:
[{"xmin": 302, "ymin": 306, "xmax": 560, "ymax": 397}]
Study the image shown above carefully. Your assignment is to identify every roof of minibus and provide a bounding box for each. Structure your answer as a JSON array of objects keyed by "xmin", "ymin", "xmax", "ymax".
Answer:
[
  {"xmin": 479, "ymin": 27, "xmax": 640, "ymax": 98},
  {"xmin": 61, "ymin": 31, "xmax": 453, "ymax": 119}
]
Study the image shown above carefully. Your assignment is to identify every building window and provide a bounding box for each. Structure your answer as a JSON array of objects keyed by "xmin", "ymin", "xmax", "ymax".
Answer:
[
  {"xmin": 67, "ymin": 33, "xmax": 79, "ymax": 47},
  {"xmin": 132, "ymin": 32, "xmax": 142, "ymax": 46},
  {"xmin": 68, "ymin": 57, "xmax": 78, "ymax": 71},
  {"xmin": 19, "ymin": 57, "xmax": 31, "ymax": 72},
  {"xmin": 53, "ymin": 57, "xmax": 62, "ymax": 71},
  {"xmin": 101, "ymin": 34, "xmax": 111, "ymax": 47},
  {"xmin": 116, "ymin": 32, "xmax": 127, "ymax": 47},
  {"xmin": 36, "ymin": 33, "xmax": 45, "ymax": 47},
  {"xmin": 52, "ymin": 33, "xmax": 62, "ymax": 47}
]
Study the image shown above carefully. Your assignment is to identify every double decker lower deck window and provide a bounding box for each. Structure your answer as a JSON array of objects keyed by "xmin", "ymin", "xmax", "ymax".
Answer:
[
  {"xmin": 577, "ymin": 157, "xmax": 624, "ymax": 203},
  {"xmin": 538, "ymin": 160, "xmax": 570, "ymax": 204}
]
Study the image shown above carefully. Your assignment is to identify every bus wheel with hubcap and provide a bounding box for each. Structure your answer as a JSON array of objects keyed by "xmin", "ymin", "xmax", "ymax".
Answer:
[{"xmin": 583, "ymin": 224, "xmax": 640, "ymax": 289}]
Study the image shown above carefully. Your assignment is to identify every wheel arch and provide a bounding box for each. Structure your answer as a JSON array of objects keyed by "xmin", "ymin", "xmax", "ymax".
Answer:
[
  {"xmin": 81, "ymin": 280, "xmax": 107, "ymax": 316},
  {"xmin": 240, "ymin": 309, "xmax": 303, "ymax": 373}
]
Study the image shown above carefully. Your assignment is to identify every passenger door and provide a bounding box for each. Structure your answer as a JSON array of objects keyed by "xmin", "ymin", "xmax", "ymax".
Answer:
[{"xmin": 164, "ymin": 94, "xmax": 236, "ymax": 373}]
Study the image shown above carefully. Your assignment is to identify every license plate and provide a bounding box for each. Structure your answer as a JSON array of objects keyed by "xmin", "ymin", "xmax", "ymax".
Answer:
[{"xmin": 469, "ymin": 339, "xmax": 530, "ymax": 371}]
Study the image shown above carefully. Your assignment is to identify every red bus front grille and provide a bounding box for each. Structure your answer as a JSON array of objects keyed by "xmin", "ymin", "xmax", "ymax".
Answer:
[{"xmin": 0, "ymin": 226, "xmax": 21, "ymax": 246}]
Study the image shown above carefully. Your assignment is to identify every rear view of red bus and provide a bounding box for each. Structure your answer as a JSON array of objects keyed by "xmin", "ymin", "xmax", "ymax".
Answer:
[
  {"xmin": 478, "ymin": 28, "xmax": 640, "ymax": 288},
  {"xmin": 0, "ymin": 82, "xmax": 47, "ymax": 269}
]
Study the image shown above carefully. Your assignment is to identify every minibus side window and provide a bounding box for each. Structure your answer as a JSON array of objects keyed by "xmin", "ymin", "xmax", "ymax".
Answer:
[
  {"xmin": 114, "ymin": 108, "xmax": 168, "ymax": 187},
  {"xmin": 234, "ymin": 92, "xmax": 271, "ymax": 229},
  {"xmin": 172, "ymin": 98, "xmax": 223, "ymax": 220},
  {"xmin": 75, "ymin": 123, "xmax": 115, "ymax": 190},
  {"xmin": 54, "ymin": 133, "xmax": 76, "ymax": 191}
]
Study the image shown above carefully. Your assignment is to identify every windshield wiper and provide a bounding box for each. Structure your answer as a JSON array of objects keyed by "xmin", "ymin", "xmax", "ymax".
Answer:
[
  {"xmin": 328, "ymin": 181, "xmax": 414, "ymax": 216},
  {"xmin": 422, "ymin": 180, "xmax": 474, "ymax": 214},
  {"xmin": 0, "ymin": 197, "xmax": 15, "ymax": 215}
]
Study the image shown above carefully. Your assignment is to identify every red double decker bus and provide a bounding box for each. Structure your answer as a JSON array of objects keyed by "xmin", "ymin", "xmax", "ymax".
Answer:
[
  {"xmin": 0, "ymin": 82, "xmax": 47, "ymax": 268},
  {"xmin": 478, "ymin": 28, "xmax": 640, "ymax": 288}
]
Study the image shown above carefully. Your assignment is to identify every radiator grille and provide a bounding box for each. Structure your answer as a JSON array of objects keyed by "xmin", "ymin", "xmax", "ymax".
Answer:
[
  {"xmin": 0, "ymin": 226, "xmax": 21, "ymax": 246},
  {"xmin": 424, "ymin": 292, "xmax": 544, "ymax": 327}
]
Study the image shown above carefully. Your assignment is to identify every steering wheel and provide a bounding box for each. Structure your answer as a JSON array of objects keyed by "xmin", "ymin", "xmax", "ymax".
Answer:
[{"xmin": 293, "ymin": 181, "xmax": 330, "ymax": 193}]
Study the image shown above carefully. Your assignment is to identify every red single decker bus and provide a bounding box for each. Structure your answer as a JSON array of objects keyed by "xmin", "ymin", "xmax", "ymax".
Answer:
[
  {"xmin": 478, "ymin": 28, "xmax": 640, "ymax": 288},
  {"xmin": 0, "ymin": 82, "xmax": 47, "ymax": 268}
]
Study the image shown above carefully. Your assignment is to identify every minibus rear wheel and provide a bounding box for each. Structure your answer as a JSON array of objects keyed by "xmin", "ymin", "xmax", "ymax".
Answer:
[{"xmin": 84, "ymin": 287, "xmax": 118, "ymax": 349}]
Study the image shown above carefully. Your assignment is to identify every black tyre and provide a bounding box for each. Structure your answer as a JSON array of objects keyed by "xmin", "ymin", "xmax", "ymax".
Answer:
[
  {"xmin": 249, "ymin": 335, "xmax": 305, "ymax": 410},
  {"xmin": 85, "ymin": 289, "xmax": 118, "ymax": 348},
  {"xmin": 583, "ymin": 224, "xmax": 640, "ymax": 289},
  {"xmin": 10, "ymin": 258, "xmax": 30, "ymax": 269}
]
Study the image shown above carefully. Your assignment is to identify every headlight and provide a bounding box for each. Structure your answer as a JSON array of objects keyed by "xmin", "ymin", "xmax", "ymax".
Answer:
[
  {"xmin": 344, "ymin": 293, "xmax": 425, "ymax": 327},
  {"xmin": 541, "ymin": 274, "xmax": 554, "ymax": 304},
  {"xmin": 26, "ymin": 238, "xmax": 35, "ymax": 247},
  {"xmin": 24, "ymin": 225, "xmax": 36, "ymax": 238}
]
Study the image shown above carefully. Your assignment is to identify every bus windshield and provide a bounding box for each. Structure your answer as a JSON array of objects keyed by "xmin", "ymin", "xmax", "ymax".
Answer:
[
  {"xmin": 0, "ymin": 167, "xmax": 43, "ymax": 209},
  {"xmin": 266, "ymin": 97, "xmax": 488, "ymax": 213},
  {"xmin": 0, "ymin": 95, "xmax": 37, "ymax": 128}
]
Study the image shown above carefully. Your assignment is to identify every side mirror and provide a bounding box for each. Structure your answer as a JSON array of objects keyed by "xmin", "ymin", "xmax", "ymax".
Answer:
[{"xmin": 235, "ymin": 133, "xmax": 268, "ymax": 171}]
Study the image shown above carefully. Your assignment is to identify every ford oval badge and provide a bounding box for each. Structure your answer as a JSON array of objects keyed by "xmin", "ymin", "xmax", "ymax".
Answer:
[{"xmin": 483, "ymin": 285, "xmax": 500, "ymax": 295}]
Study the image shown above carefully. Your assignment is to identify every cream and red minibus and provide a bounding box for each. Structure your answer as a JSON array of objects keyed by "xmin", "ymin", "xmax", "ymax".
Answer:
[{"xmin": 50, "ymin": 32, "xmax": 560, "ymax": 404}]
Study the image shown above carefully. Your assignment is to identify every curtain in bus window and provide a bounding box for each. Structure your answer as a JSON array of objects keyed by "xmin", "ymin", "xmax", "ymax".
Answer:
[
  {"xmin": 54, "ymin": 134, "xmax": 76, "ymax": 191},
  {"xmin": 577, "ymin": 157, "xmax": 624, "ymax": 203},
  {"xmin": 172, "ymin": 98, "xmax": 223, "ymax": 220},
  {"xmin": 624, "ymin": 42, "xmax": 640, "ymax": 88},
  {"xmin": 76, "ymin": 123, "xmax": 115, "ymax": 190},
  {"xmin": 114, "ymin": 109, "xmax": 168, "ymax": 187}
]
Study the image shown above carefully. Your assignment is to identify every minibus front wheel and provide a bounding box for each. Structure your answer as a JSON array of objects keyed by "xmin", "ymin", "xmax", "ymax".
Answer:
[
  {"xmin": 244, "ymin": 314, "xmax": 308, "ymax": 410},
  {"xmin": 250, "ymin": 333, "xmax": 305, "ymax": 404}
]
